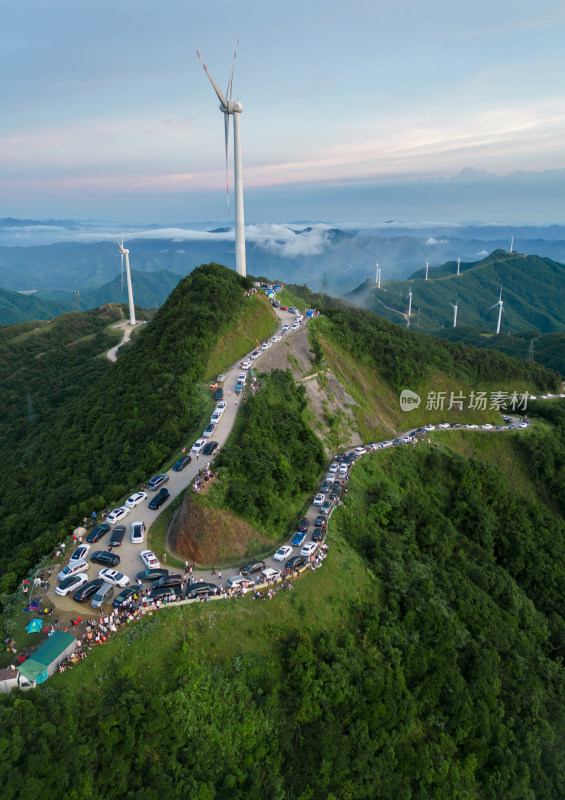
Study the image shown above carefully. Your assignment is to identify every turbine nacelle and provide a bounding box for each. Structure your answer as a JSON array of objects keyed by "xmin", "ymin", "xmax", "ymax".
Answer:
[{"xmin": 221, "ymin": 100, "xmax": 243, "ymax": 114}]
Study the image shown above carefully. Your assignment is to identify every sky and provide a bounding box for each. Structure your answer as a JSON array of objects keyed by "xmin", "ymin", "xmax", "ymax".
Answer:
[{"xmin": 2, "ymin": 0, "xmax": 565, "ymax": 225}]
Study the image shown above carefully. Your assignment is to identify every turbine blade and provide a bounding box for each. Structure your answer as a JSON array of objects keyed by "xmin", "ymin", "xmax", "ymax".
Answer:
[
  {"xmin": 489, "ymin": 302, "xmax": 499, "ymax": 310},
  {"xmin": 224, "ymin": 112, "xmax": 230, "ymax": 214},
  {"xmin": 226, "ymin": 38, "xmax": 239, "ymax": 101},
  {"xmin": 121, "ymin": 252, "xmax": 124, "ymax": 294},
  {"xmin": 115, "ymin": 234, "xmax": 124, "ymax": 254},
  {"xmin": 196, "ymin": 50, "xmax": 227, "ymax": 106}
]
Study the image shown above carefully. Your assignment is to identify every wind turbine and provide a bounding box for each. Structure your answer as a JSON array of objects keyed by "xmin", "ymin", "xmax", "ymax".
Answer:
[
  {"xmin": 425, "ymin": 260, "xmax": 429, "ymax": 280},
  {"xmin": 375, "ymin": 262, "xmax": 381, "ymax": 288},
  {"xmin": 450, "ymin": 297, "xmax": 461, "ymax": 328},
  {"xmin": 510, "ymin": 236, "xmax": 514, "ymax": 253},
  {"xmin": 456, "ymin": 257, "xmax": 461, "ymax": 276},
  {"xmin": 489, "ymin": 286, "xmax": 505, "ymax": 335},
  {"xmin": 197, "ymin": 42, "xmax": 246, "ymax": 277},
  {"xmin": 115, "ymin": 236, "xmax": 136, "ymax": 326},
  {"xmin": 407, "ymin": 285, "xmax": 413, "ymax": 317}
]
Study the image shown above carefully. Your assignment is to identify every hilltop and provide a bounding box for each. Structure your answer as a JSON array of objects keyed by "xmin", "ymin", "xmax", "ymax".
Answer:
[{"xmin": 345, "ymin": 249, "xmax": 565, "ymax": 335}]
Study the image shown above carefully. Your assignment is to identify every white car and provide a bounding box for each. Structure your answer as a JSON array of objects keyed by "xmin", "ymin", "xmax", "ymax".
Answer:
[
  {"xmin": 271, "ymin": 335, "xmax": 281, "ymax": 343},
  {"xmin": 237, "ymin": 372, "xmax": 247, "ymax": 384},
  {"xmin": 354, "ymin": 446, "xmax": 366, "ymax": 456},
  {"xmin": 480, "ymin": 424, "xmax": 493, "ymax": 429},
  {"xmin": 56, "ymin": 573, "xmax": 89, "ymax": 597},
  {"xmin": 518, "ymin": 422, "xmax": 529, "ymax": 428},
  {"xmin": 258, "ymin": 567, "xmax": 281, "ymax": 583},
  {"xmin": 98, "ymin": 569, "xmax": 129, "ymax": 588},
  {"xmin": 328, "ymin": 463, "xmax": 338, "ymax": 474},
  {"xmin": 70, "ymin": 543, "xmax": 91, "ymax": 562},
  {"xmin": 241, "ymin": 359, "xmax": 252, "ymax": 369},
  {"xmin": 261, "ymin": 341, "xmax": 272, "ymax": 350},
  {"xmin": 211, "ymin": 411, "xmax": 222, "ymax": 424},
  {"xmin": 57, "ymin": 559, "xmax": 89, "ymax": 582},
  {"xmin": 226, "ymin": 575, "xmax": 254, "ymax": 590},
  {"xmin": 106, "ymin": 506, "xmax": 130, "ymax": 525},
  {"xmin": 338, "ymin": 463, "xmax": 348, "ymax": 477},
  {"xmin": 191, "ymin": 438, "xmax": 207, "ymax": 454},
  {"xmin": 290, "ymin": 322, "xmax": 300, "ymax": 331},
  {"xmin": 313, "ymin": 493, "xmax": 325, "ymax": 506},
  {"xmin": 424, "ymin": 425, "xmax": 436, "ymax": 431},
  {"xmin": 217, "ymin": 401, "xmax": 227, "ymax": 412},
  {"xmin": 125, "ymin": 491, "xmax": 148, "ymax": 509},
  {"xmin": 250, "ymin": 351, "xmax": 261, "ymax": 360},
  {"xmin": 281, "ymin": 325, "xmax": 290, "ymax": 333},
  {"xmin": 203, "ymin": 423, "xmax": 216, "ymax": 438},
  {"xmin": 140, "ymin": 550, "xmax": 160, "ymax": 569},
  {"xmin": 131, "ymin": 521, "xmax": 145, "ymax": 544},
  {"xmin": 300, "ymin": 542, "xmax": 318, "ymax": 559},
  {"xmin": 273, "ymin": 545, "xmax": 293, "ymax": 562},
  {"xmin": 381, "ymin": 440, "xmax": 393, "ymax": 449},
  {"xmin": 402, "ymin": 436, "xmax": 411, "ymax": 444},
  {"xmin": 437, "ymin": 422, "xmax": 450, "ymax": 429}
]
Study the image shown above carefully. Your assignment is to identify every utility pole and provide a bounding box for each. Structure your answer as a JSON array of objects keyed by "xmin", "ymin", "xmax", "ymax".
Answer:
[{"xmin": 75, "ymin": 289, "xmax": 80, "ymax": 311}]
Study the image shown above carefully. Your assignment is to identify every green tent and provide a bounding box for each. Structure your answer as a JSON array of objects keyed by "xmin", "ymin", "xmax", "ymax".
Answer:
[{"xmin": 18, "ymin": 631, "xmax": 76, "ymax": 686}]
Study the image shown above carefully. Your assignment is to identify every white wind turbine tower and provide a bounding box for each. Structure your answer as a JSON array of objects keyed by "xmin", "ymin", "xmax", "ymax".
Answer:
[
  {"xmin": 115, "ymin": 236, "xmax": 136, "ymax": 326},
  {"xmin": 425, "ymin": 260, "xmax": 429, "ymax": 280},
  {"xmin": 197, "ymin": 42, "xmax": 247, "ymax": 277},
  {"xmin": 510, "ymin": 236, "xmax": 514, "ymax": 253},
  {"xmin": 407, "ymin": 286, "xmax": 413, "ymax": 317},
  {"xmin": 375, "ymin": 262, "xmax": 381, "ymax": 288},
  {"xmin": 456, "ymin": 257, "xmax": 461, "ymax": 276},
  {"xmin": 489, "ymin": 286, "xmax": 505, "ymax": 335},
  {"xmin": 450, "ymin": 297, "xmax": 461, "ymax": 328}
]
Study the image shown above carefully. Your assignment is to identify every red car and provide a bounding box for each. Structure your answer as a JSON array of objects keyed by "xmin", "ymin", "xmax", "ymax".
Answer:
[
  {"xmin": 280, "ymin": 306, "xmax": 288, "ymax": 311},
  {"xmin": 298, "ymin": 517, "xmax": 310, "ymax": 532}
]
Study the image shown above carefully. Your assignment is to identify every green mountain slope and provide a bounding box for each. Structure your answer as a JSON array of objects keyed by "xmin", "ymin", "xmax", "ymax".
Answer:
[
  {"xmin": 0, "ymin": 265, "xmax": 276, "ymax": 592},
  {"xmin": 345, "ymin": 249, "xmax": 565, "ymax": 335},
  {"xmin": 0, "ymin": 287, "xmax": 72, "ymax": 325}
]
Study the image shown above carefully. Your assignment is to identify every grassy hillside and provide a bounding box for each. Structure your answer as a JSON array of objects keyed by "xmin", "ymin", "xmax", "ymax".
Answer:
[
  {"xmin": 345, "ymin": 249, "xmax": 565, "ymax": 335},
  {"xmin": 0, "ymin": 286, "xmax": 72, "ymax": 324},
  {"xmin": 0, "ymin": 264, "xmax": 254, "ymax": 593},
  {"xmin": 1, "ymin": 414, "xmax": 565, "ymax": 798}
]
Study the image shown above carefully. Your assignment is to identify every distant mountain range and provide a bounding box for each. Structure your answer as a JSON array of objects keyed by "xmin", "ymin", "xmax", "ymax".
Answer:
[{"xmin": 344, "ymin": 250, "xmax": 565, "ymax": 335}]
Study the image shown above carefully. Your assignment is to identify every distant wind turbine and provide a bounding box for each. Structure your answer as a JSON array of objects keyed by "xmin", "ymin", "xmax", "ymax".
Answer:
[
  {"xmin": 489, "ymin": 286, "xmax": 505, "ymax": 335},
  {"xmin": 197, "ymin": 41, "xmax": 247, "ymax": 277},
  {"xmin": 450, "ymin": 297, "xmax": 461, "ymax": 328},
  {"xmin": 407, "ymin": 286, "xmax": 413, "ymax": 317},
  {"xmin": 375, "ymin": 262, "xmax": 381, "ymax": 288},
  {"xmin": 425, "ymin": 260, "xmax": 429, "ymax": 280},
  {"xmin": 510, "ymin": 236, "xmax": 514, "ymax": 253},
  {"xmin": 115, "ymin": 236, "xmax": 136, "ymax": 325},
  {"xmin": 456, "ymin": 257, "xmax": 461, "ymax": 276}
]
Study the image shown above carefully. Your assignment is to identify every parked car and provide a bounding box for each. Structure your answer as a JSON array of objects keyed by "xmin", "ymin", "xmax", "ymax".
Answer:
[
  {"xmin": 148, "ymin": 488, "xmax": 170, "ymax": 510},
  {"xmin": 112, "ymin": 585, "xmax": 140, "ymax": 608},
  {"xmin": 140, "ymin": 550, "xmax": 160, "ymax": 569},
  {"xmin": 238, "ymin": 372, "xmax": 247, "ymax": 383},
  {"xmin": 354, "ymin": 446, "xmax": 367, "ymax": 456},
  {"xmin": 91, "ymin": 583, "xmax": 115, "ymax": 609},
  {"xmin": 292, "ymin": 531, "xmax": 307, "ymax": 547},
  {"xmin": 311, "ymin": 529, "xmax": 324, "ymax": 542},
  {"xmin": 130, "ymin": 521, "xmax": 146, "ymax": 544},
  {"xmin": 203, "ymin": 423, "xmax": 216, "ymax": 438},
  {"xmin": 313, "ymin": 493, "xmax": 325, "ymax": 506},
  {"xmin": 98, "ymin": 569, "xmax": 129, "ymax": 588},
  {"xmin": 191, "ymin": 438, "xmax": 207, "ymax": 454},
  {"xmin": 320, "ymin": 482, "xmax": 331, "ymax": 494},
  {"xmin": 185, "ymin": 582, "xmax": 219, "ymax": 599},
  {"xmin": 328, "ymin": 462, "xmax": 338, "ymax": 474},
  {"xmin": 250, "ymin": 350, "xmax": 261, "ymax": 360},
  {"xmin": 273, "ymin": 545, "xmax": 293, "ymax": 562},
  {"xmin": 147, "ymin": 474, "xmax": 169, "ymax": 491},
  {"xmin": 151, "ymin": 585, "xmax": 184, "ymax": 601},
  {"xmin": 285, "ymin": 555, "xmax": 306, "ymax": 571},
  {"xmin": 70, "ymin": 543, "xmax": 91, "ymax": 562},
  {"xmin": 241, "ymin": 360, "xmax": 252, "ymax": 369},
  {"xmin": 202, "ymin": 440, "xmax": 219, "ymax": 456},
  {"xmin": 136, "ymin": 567, "xmax": 169, "ymax": 582},
  {"xmin": 217, "ymin": 401, "xmax": 227, "ymax": 412},
  {"xmin": 210, "ymin": 411, "xmax": 222, "ymax": 424},
  {"xmin": 239, "ymin": 560, "xmax": 266, "ymax": 576},
  {"xmin": 56, "ymin": 573, "xmax": 89, "ymax": 597},
  {"xmin": 257, "ymin": 568, "xmax": 281, "ymax": 583},
  {"xmin": 298, "ymin": 517, "xmax": 310, "ymax": 532},
  {"xmin": 300, "ymin": 542, "xmax": 318, "ymax": 558},
  {"xmin": 235, "ymin": 382, "xmax": 244, "ymax": 394},
  {"xmin": 153, "ymin": 574, "xmax": 184, "ymax": 588},
  {"xmin": 213, "ymin": 387, "xmax": 223, "ymax": 401},
  {"xmin": 73, "ymin": 578, "xmax": 104, "ymax": 603},
  {"xmin": 57, "ymin": 559, "xmax": 89, "ymax": 582},
  {"xmin": 226, "ymin": 575, "xmax": 254, "ymax": 590},
  {"xmin": 330, "ymin": 488, "xmax": 340, "ymax": 501},
  {"xmin": 86, "ymin": 523, "xmax": 111, "ymax": 543},
  {"xmin": 90, "ymin": 550, "xmax": 121, "ymax": 567},
  {"xmin": 338, "ymin": 464, "xmax": 348, "ymax": 478},
  {"xmin": 315, "ymin": 516, "xmax": 326, "ymax": 527},
  {"xmin": 110, "ymin": 526, "xmax": 126, "ymax": 547},
  {"xmin": 321, "ymin": 500, "xmax": 331, "ymax": 515},
  {"xmin": 106, "ymin": 507, "xmax": 130, "ymax": 525},
  {"xmin": 125, "ymin": 491, "xmax": 147, "ymax": 509},
  {"xmin": 173, "ymin": 455, "xmax": 192, "ymax": 471}
]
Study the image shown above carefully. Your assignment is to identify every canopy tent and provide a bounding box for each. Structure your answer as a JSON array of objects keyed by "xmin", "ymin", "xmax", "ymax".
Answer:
[
  {"xmin": 17, "ymin": 631, "xmax": 76, "ymax": 688},
  {"xmin": 25, "ymin": 618, "xmax": 43, "ymax": 634}
]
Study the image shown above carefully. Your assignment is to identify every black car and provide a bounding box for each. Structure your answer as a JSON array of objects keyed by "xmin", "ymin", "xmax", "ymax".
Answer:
[
  {"xmin": 152, "ymin": 574, "xmax": 184, "ymax": 589},
  {"xmin": 213, "ymin": 387, "xmax": 223, "ymax": 401},
  {"xmin": 239, "ymin": 560, "xmax": 266, "ymax": 577},
  {"xmin": 148, "ymin": 488, "xmax": 170, "ymax": 510},
  {"xmin": 311, "ymin": 529, "xmax": 324, "ymax": 542},
  {"xmin": 315, "ymin": 516, "xmax": 325, "ymax": 527},
  {"xmin": 330, "ymin": 489, "xmax": 340, "ymax": 501},
  {"xmin": 136, "ymin": 567, "xmax": 169, "ymax": 582},
  {"xmin": 90, "ymin": 550, "xmax": 121, "ymax": 567},
  {"xmin": 110, "ymin": 526, "xmax": 126, "ymax": 547},
  {"xmin": 202, "ymin": 440, "xmax": 218, "ymax": 456},
  {"xmin": 112, "ymin": 585, "xmax": 140, "ymax": 608},
  {"xmin": 86, "ymin": 523, "xmax": 111, "ymax": 543},
  {"xmin": 73, "ymin": 578, "xmax": 104, "ymax": 603},
  {"xmin": 186, "ymin": 581, "xmax": 219, "ymax": 599},
  {"xmin": 151, "ymin": 585, "xmax": 184, "ymax": 601},
  {"xmin": 285, "ymin": 555, "xmax": 306, "ymax": 571},
  {"xmin": 173, "ymin": 455, "xmax": 192, "ymax": 471}
]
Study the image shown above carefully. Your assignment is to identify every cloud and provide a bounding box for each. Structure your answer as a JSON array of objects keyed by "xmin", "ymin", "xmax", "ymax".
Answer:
[
  {"xmin": 426, "ymin": 236, "xmax": 449, "ymax": 244},
  {"xmin": 476, "ymin": 250, "xmax": 489, "ymax": 257},
  {"xmin": 244, "ymin": 224, "xmax": 331, "ymax": 257}
]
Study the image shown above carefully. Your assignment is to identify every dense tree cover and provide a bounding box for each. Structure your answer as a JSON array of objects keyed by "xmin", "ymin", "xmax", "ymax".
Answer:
[
  {"xmin": 0, "ymin": 264, "xmax": 252, "ymax": 593},
  {"xmin": 209, "ymin": 369, "xmax": 326, "ymax": 533},
  {"xmin": 288, "ymin": 284, "xmax": 559, "ymax": 393},
  {"xmin": 2, "ymin": 439, "xmax": 565, "ymax": 798},
  {"xmin": 515, "ymin": 401, "xmax": 565, "ymax": 514}
]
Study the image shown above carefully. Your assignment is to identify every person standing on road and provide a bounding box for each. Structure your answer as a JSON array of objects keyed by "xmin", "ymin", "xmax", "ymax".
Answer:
[{"xmin": 162, "ymin": 553, "xmax": 167, "ymax": 563}]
